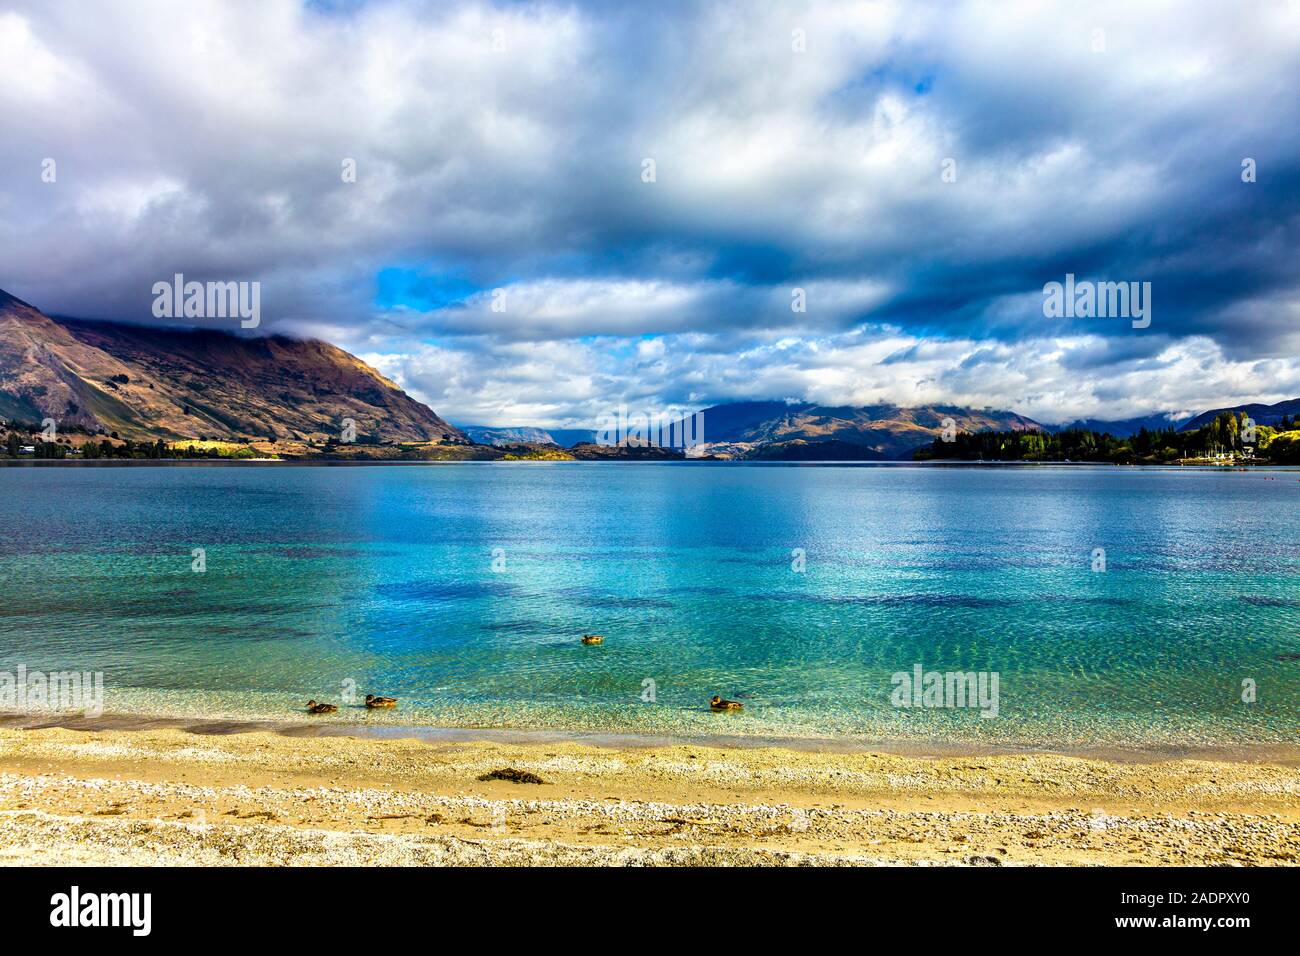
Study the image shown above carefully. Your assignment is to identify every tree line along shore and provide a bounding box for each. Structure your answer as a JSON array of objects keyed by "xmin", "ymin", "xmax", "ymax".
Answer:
[
  {"xmin": 4, "ymin": 410, "xmax": 1300, "ymax": 464},
  {"xmin": 915, "ymin": 411, "xmax": 1300, "ymax": 465},
  {"xmin": 0, "ymin": 421, "xmax": 679, "ymax": 462}
]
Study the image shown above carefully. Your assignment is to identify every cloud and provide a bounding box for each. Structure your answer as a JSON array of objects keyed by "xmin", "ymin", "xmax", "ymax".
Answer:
[
  {"xmin": 371, "ymin": 323, "xmax": 1300, "ymax": 429},
  {"xmin": 2, "ymin": 0, "xmax": 1299, "ymax": 424}
]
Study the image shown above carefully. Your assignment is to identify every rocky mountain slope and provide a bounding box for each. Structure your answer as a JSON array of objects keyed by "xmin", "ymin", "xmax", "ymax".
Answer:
[{"xmin": 0, "ymin": 289, "xmax": 463, "ymax": 444}]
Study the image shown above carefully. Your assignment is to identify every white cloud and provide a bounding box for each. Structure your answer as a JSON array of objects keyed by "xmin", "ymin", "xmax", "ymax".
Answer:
[
  {"xmin": 367, "ymin": 323, "xmax": 1300, "ymax": 429},
  {"xmin": 2, "ymin": 0, "xmax": 1298, "ymax": 424}
]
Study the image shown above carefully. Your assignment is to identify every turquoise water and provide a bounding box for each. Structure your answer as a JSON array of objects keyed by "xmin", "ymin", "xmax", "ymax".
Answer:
[{"xmin": 1, "ymin": 462, "xmax": 1297, "ymax": 750}]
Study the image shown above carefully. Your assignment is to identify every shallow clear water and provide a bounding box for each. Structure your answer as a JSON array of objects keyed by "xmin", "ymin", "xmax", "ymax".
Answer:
[{"xmin": 1, "ymin": 461, "xmax": 1297, "ymax": 749}]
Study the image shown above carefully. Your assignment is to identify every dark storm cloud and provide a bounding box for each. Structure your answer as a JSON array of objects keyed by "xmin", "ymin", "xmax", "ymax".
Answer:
[{"xmin": 1, "ymin": 0, "xmax": 1298, "ymax": 425}]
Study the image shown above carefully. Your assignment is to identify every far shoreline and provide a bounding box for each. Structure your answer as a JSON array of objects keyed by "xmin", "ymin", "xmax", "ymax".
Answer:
[{"xmin": 4, "ymin": 458, "xmax": 1300, "ymax": 469}]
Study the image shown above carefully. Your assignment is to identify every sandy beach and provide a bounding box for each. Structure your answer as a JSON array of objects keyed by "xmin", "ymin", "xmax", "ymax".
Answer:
[{"xmin": 0, "ymin": 723, "xmax": 1297, "ymax": 866}]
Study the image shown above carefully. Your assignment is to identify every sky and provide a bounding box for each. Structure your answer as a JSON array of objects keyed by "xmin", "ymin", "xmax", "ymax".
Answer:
[{"xmin": 2, "ymin": 0, "xmax": 1299, "ymax": 428}]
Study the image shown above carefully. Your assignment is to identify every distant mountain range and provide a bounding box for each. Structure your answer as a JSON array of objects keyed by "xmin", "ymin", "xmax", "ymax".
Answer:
[
  {"xmin": 1049, "ymin": 401, "xmax": 1300, "ymax": 437},
  {"xmin": 1048, "ymin": 414, "xmax": 1184, "ymax": 437},
  {"xmin": 0, "ymin": 289, "xmax": 462, "ymax": 443},
  {"xmin": 459, "ymin": 425, "xmax": 558, "ymax": 446},
  {"xmin": 671, "ymin": 401, "xmax": 1040, "ymax": 460},
  {"xmin": 455, "ymin": 425, "xmax": 597, "ymax": 447},
  {"xmin": 1179, "ymin": 398, "xmax": 1300, "ymax": 432},
  {"xmin": 5, "ymin": 287, "xmax": 1294, "ymax": 460},
  {"xmin": 477, "ymin": 401, "xmax": 1040, "ymax": 460},
  {"xmin": 485, "ymin": 400, "xmax": 1299, "ymax": 459}
]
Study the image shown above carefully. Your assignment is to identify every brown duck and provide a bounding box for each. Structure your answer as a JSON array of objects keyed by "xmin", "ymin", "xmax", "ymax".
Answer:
[
  {"xmin": 365, "ymin": 695, "xmax": 397, "ymax": 709},
  {"xmin": 305, "ymin": 700, "xmax": 337, "ymax": 714},
  {"xmin": 710, "ymin": 695, "xmax": 743, "ymax": 711},
  {"xmin": 581, "ymin": 634, "xmax": 604, "ymax": 645}
]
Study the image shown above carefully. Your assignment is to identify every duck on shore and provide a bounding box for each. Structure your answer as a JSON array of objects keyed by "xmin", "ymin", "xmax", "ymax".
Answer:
[
  {"xmin": 365, "ymin": 695, "xmax": 397, "ymax": 708},
  {"xmin": 710, "ymin": 695, "xmax": 743, "ymax": 711},
  {"xmin": 581, "ymin": 634, "xmax": 604, "ymax": 645},
  {"xmin": 305, "ymin": 700, "xmax": 337, "ymax": 714}
]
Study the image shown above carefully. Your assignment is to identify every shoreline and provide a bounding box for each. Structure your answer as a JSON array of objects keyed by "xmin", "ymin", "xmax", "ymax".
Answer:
[
  {"xmin": 5, "ymin": 458, "xmax": 1300, "ymax": 468},
  {"xmin": 3, "ymin": 710, "xmax": 1298, "ymax": 767},
  {"xmin": 0, "ymin": 721, "xmax": 1296, "ymax": 866}
]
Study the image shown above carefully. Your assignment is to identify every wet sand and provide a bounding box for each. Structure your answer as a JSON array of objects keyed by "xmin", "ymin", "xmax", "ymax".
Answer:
[
  {"xmin": 0, "ymin": 723, "xmax": 1297, "ymax": 866},
  {"xmin": 3, "ymin": 711, "xmax": 1297, "ymax": 765}
]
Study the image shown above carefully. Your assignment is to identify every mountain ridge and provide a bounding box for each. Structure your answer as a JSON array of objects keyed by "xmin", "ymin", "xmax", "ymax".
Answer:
[
  {"xmin": 1047, "ymin": 414, "xmax": 1184, "ymax": 437},
  {"xmin": 0, "ymin": 289, "xmax": 463, "ymax": 444},
  {"xmin": 448, "ymin": 396, "xmax": 1300, "ymax": 461},
  {"xmin": 459, "ymin": 425, "xmax": 558, "ymax": 446},
  {"xmin": 676, "ymin": 401, "xmax": 1041, "ymax": 460},
  {"xmin": 1179, "ymin": 398, "xmax": 1300, "ymax": 432}
]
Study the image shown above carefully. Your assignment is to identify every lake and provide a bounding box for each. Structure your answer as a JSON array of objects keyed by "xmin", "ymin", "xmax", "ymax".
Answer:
[{"xmin": 1, "ymin": 461, "xmax": 1297, "ymax": 752}]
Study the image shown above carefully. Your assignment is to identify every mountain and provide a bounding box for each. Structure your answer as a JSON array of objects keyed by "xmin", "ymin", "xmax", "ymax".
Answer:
[
  {"xmin": 457, "ymin": 424, "xmax": 603, "ymax": 447},
  {"xmin": 459, "ymin": 425, "xmax": 557, "ymax": 446},
  {"xmin": 1047, "ymin": 414, "xmax": 1184, "ymax": 437},
  {"xmin": 1179, "ymin": 398, "xmax": 1300, "ymax": 432},
  {"xmin": 681, "ymin": 400, "xmax": 801, "ymax": 442},
  {"xmin": 544, "ymin": 428, "xmax": 599, "ymax": 448},
  {"xmin": 680, "ymin": 401, "xmax": 1042, "ymax": 460},
  {"xmin": 0, "ymin": 289, "xmax": 463, "ymax": 444}
]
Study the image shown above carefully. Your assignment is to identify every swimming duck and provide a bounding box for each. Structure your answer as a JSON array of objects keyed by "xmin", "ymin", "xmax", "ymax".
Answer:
[
  {"xmin": 305, "ymin": 700, "xmax": 337, "ymax": 714},
  {"xmin": 365, "ymin": 695, "xmax": 398, "ymax": 708},
  {"xmin": 581, "ymin": 634, "xmax": 604, "ymax": 645},
  {"xmin": 710, "ymin": 695, "xmax": 743, "ymax": 711}
]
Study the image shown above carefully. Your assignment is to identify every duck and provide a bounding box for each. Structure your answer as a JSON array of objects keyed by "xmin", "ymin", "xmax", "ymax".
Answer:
[
  {"xmin": 305, "ymin": 700, "xmax": 337, "ymax": 714},
  {"xmin": 365, "ymin": 694, "xmax": 398, "ymax": 708},
  {"xmin": 710, "ymin": 695, "xmax": 743, "ymax": 711},
  {"xmin": 581, "ymin": 634, "xmax": 604, "ymax": 645}
]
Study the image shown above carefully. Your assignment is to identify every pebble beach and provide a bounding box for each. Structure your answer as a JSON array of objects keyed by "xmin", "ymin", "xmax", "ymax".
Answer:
[{"xmin": 0, "ymin": 724, "xmax": 1296, "ymax": 866}]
